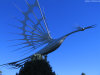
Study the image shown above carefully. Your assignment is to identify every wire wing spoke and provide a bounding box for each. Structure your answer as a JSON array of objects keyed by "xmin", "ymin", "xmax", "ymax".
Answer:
[{"xmin": 11, "ymin": 0, "xmax": 53, "ymax": 53}]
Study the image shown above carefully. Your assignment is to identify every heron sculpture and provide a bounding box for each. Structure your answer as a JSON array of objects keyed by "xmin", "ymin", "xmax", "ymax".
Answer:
[{"xmin": 0, "ymin": 0, "xmax": 95, "ymax": 68}]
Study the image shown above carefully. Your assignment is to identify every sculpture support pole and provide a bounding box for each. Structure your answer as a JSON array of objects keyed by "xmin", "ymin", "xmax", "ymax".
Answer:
[
  {"xmin": 31, "ymin": 54, "xmax": 43, "ymax": 61},
  {"xmin": 44, "ymin": 55, "xmax": 47, "ymax": 61}
]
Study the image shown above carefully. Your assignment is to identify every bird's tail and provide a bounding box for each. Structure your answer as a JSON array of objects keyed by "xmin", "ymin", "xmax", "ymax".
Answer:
[{"xmin": 0, "ymin": 55, "xmax": 33, "ymax": 69}]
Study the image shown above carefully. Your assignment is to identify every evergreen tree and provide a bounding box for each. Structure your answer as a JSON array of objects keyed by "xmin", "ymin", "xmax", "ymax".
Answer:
[
  {"xmin": 16, "ymin": 73, "xmax": 19, "ymax": 75},
  {"xmin": 0, "ymin": 71, "xmax": 2, "ymax": 75},
  {"xmin": 18, "ymin": 54, "xmax": 56, "ymax": 75}
]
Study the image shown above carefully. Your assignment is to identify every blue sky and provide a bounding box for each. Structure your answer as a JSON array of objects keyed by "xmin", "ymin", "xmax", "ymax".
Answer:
[{"xmin": 0, "ymin": 0, "xmax": 100, "ymax": 75}]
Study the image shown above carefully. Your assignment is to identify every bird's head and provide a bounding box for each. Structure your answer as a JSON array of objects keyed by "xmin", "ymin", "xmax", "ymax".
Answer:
[{"xmin": 77, "ymin": 25, "xmax": 96, "ymax": 31}]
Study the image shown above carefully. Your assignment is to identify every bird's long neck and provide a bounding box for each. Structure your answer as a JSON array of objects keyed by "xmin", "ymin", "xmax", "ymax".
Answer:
[
  {"xmin": 58, "ymin": 29, "xmax": 82, "ymax": 41},
  {"xmin": 57, "ymin": 25, "xmax": 95, "ymax": 45},
  {"xmin": 65, "ymin": 29, "xmax": 83, "ymax": 37},
  {"xmin": 65, "ymin": 25, "xmax": 95, "ymax": 37}
]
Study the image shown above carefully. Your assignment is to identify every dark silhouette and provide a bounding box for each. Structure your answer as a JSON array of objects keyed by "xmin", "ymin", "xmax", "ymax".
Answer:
[
  {"xmin": 81, "ymin": 72, "xmax": 86, "ymax": 75},
  {"xmin": 17, "ymin": 55, "xmax": 56, "ymax": 75},
  {"xmin": 0, "ymin": 71, "xmax": 2, "ymax": 75},
  {"xmin": 16, "ymin": 73, "xmax": 19, "ymax": 75}
]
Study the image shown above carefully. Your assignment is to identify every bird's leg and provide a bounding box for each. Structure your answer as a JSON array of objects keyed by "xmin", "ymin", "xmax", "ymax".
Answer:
[{"xmin": 44, "ymin": 55, "xmax": 47, "ymax": 61}]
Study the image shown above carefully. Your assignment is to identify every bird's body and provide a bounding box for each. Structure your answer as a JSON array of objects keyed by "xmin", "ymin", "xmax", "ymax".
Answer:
[
  {"xmin": 0, "ymin": 0, "xmax": 95, "ymax": 68},
  {"xmin": 36, "ymin": 35, "xmax": 66, "ymax": 55}
]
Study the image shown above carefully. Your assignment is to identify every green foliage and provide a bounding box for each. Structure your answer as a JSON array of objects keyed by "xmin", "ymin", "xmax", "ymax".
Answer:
[
  {"xmin": 81, "ymin": 72, "xmax": 86, "ymax": 75},
  {"xmin": 0, "ymin": 71, "xmax": 2, "ymax": 73},
  {"xmin": 18, "ymin": 59, "xmax": 56, "ymax": 75}
]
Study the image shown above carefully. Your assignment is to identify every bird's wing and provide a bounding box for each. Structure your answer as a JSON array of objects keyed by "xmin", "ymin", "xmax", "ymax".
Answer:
[{"xmin": 11, "ymin": 0, "xmax": 52, "ymax": 51}]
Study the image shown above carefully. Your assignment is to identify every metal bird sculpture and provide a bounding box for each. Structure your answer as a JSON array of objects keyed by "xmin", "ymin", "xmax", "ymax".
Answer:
[{"xmin": 0, "ymin": 0, "xmax": 95, "ymax": 68}]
